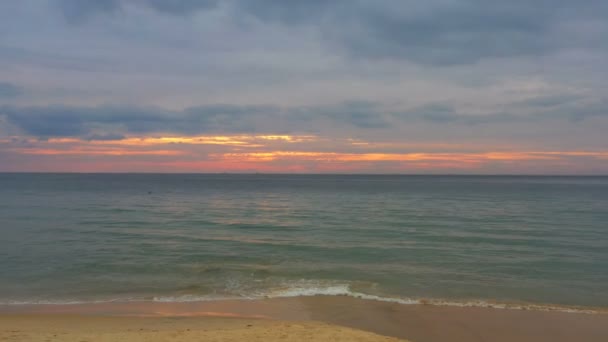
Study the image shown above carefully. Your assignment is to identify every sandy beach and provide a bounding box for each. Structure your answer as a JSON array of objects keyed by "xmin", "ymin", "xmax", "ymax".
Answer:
[
  {"xmin": 2, "ymin": 297, "xmax": 608, "ymax": 342},
  {"xmin": 0, "ymin": 314, "xmax": 405, "ymax": 342}
]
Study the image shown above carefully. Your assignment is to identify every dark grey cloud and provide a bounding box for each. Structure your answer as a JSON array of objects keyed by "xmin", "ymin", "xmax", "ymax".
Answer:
[
  {"xmin": 144, "ymin": 0, "xmax": 219, "ymax": 15},
  {"xmin": 395, "ymin": 103, "xmax": 549, "ymax": 125},
  {"xmin": 402, "ymin": 103, "xmax": 459, "ymax": 123},
  {"xmin": 1, "ymin": 103, "xmax": 382, "ymax": 138},
  {"xmin": 179, "ymin": 104, "xmax": 278, "ymax": 133},
  {"xmin": 292, "ymin": 101, "xmax": 390, "ymax": 129},
  {"xmin": 55, "ymin": 0, "xmax": 121, "ymax": 24},
  {"xmin": 0, "ymin": 104, "xmax": 277, "ymax": 137},
  {"xmin": 559, "ymin": 100, "xmax": 608, "ymax": 122},
  {"xmin": 394, "ymin": 98, "xmax": 608, "ymax": 124},
  {"xmin": 512, "ymin": 94, "xmax": 585, "ymax": 108},
  {"xmin": 334, "ymin": 4, "xmax": 548, "ymax": 64},
  {"xmin": 55, "ymin": 0, "xmax": 218, "ymax": 23},
  {"xmin": 84, "ymin": 133, "xmax": 125, "ymax": 141},
  {"xmin": 0, "ymin": 82, "xmax": 23, "ymax": 98},
  {"xmin": 235, "ymin": 0, "xmax": 341, "ymax": 24},
  {"xmin": 48, "ymin": 1, "xmax": 608, "ymax": 65},
  {"xmin": 236, "ymin": 0, "xmax": 608, "ymax": 65},
  {"xmin": 3, "ymin": 98, "xmax": 606, "ymax": 140}
]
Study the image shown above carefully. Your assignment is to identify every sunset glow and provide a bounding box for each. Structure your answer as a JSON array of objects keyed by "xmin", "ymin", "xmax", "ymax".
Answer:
[{"xmin": 2, "ymin": 133, "xmax": 606, "ymax": 173}]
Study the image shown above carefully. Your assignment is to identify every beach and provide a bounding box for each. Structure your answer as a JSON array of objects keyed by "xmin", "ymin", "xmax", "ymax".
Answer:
[
  {"xmin": 2, "ymin": 296, "xmax": 608, "ymax": 342},
  {"xmin": 0, "ymin": 314, "xmax": 405, "ymax": 342}
]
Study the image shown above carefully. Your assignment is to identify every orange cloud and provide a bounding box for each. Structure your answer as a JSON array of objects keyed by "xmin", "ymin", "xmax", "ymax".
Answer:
[
  {"xmin": 3, "ymin": 134, "xmax": 608, "ymax": 173},
  {"xmin": 87, "ymin": 135, "xmax": 317, "ymax": 147},
  {"xmin": 213, "ymin": 151, "xmax": 605, "ymax": 163}
]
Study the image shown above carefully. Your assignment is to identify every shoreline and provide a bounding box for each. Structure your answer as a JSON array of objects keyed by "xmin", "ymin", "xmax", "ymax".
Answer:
[
  {"xmin": 2, "ymin": 293, "xmax": 606, "ymax": 315},
  {"xmin": 2, "ymin": 296, "xmax": 607, "ymax": 342}
]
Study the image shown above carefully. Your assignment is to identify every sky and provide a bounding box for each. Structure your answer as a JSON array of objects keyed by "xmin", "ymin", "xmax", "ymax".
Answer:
[{"xmin": 1, "ymin": 0, "xmax": 607, "ymax": 174}]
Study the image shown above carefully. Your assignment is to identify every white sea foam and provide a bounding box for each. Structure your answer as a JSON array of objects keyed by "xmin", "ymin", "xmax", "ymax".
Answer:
[
  {"xmin": 252, "ymin": 282, "xmax": 605, "ymax": 314},
  {"xmin": 263, "ymin": 283, "xmax": 353, "ymax": 298},
  {"xmin": 1, "ymin": 282, "xmax": 604, "ymax": 314},
  {"xmin": 152, "ymin": 294, "xmax": 243, "ymax": 302},
  {"xmin": 0, "ymin": 298, "xmax": 126, "ymax": 305}
]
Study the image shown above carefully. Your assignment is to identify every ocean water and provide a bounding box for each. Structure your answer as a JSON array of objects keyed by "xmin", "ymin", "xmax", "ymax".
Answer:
[{"xmin": 1, "ymin": 174, "xmax": 607, "ymax": 309}]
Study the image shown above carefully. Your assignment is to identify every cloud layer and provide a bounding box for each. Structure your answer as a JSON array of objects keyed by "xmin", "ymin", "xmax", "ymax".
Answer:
[
  {"xmin": 52, "ymin": 0, "xmax": 608, "ymax": 64},
  {"xmin": 0, "ymin": 83, "xmax": 22, "ymax": 98},
  {"xmin": 1, "ymin": 1, "xmax": 607, "ymax": 173}
]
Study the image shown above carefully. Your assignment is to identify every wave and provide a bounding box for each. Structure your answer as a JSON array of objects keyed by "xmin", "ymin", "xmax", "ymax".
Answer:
[
  {"xmin": 0, "ymin": 298, "xmax": 126, "ymax": 305},
  {"xmin": 253, "ymin": 282, "xmax": 605, "ymax": 314},
  {"xmin": 2, "ymin": 282, "xmax": 605, "ymax": 315}
]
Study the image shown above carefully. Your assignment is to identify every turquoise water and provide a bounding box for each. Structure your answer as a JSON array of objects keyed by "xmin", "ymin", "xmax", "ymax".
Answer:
[{"xmin": 1, "ymin": 174, "xmax": 607, "ymax": 309}]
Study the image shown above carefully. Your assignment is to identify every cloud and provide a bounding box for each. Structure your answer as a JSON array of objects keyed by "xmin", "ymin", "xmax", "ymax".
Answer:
[
  {"xmin": 84, "ymin": 133, "xmax": 125, "ymax": 141},
  {"xmin": 1, "ymin": 102, "xmax": 387, "ymax": 138},
  {"xmin": 0, "ymin": 104, "xmax": 279, "ymax": 137},
  {"xmin": 392, "ymin": 97, "xmax": 608, "ymax": 125},
  {"xmin": 292, "ymin": 101, "xmax": 390, "ymax": 129},
  {"xmin": 326, "ymin": 1, "xmax": 550, "ymax": 64},
  {"xmin": 55, "ymin": 0, "xmax": 121, "ymax": 24},
  {"xmin": 2, "ymin": 105, "xmax": 165, "ymax": 137},
  {"xmin": 512, "ymin": 94, "xmax": 585, "ymax": 108},
  {"xmin": 401, "ymin": 103, "xmax": 459, "ymax": 123},
  {"xmin": 0, "ymin": 82, "xmax": 22, "ymax": 98},
  {"xmin": 55, "ymin": 0, "xmax": 218, "ymax": 23},
  {"xmin": 48, "ymin": 1, "xmax": 608, "ymax": 65},
  {"xmin": 143, "ymin": 0, "xmax": 219, "ymax": 15},
  {"xmin": 234, "ymin": 0, "xmax": 341, "ymax": 24},
  {"xmin": 236, "ymin": 0, "xmax": 608, "ymax": 65},
  {"xmin": 560, "ymin": 99, "xmax": 608, "ymax": 122},
  {"xmin": 3, "ymin": 98, "xmax": 607, "ymax": 140},
  {"xmin": 1, "ymin": 1, "xmax": 607, "ymax": 173}
]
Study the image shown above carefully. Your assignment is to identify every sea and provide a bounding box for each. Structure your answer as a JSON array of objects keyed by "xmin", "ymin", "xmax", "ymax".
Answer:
[{"xmin": 1, "ymin": 174, "xmax": 607, "ymax": 311}]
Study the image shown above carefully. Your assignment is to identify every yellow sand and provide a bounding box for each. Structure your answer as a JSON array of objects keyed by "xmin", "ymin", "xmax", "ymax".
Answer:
[
  {"xmin": 0, "ymin": 314, "xmax": 407, "ymax": 342},
  {"xmin": 3, "ymin": 297, "xmax": 608, "ymax": 341}
]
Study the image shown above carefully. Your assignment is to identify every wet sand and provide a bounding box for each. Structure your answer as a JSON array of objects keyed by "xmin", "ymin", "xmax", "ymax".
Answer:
[
  {"xmin": 303, "ymin": 296, "xmax": 608, "ymax": 342},
  {"xmin": 2, "ymin": 296, "xmax": 607, "ymax": 342}
]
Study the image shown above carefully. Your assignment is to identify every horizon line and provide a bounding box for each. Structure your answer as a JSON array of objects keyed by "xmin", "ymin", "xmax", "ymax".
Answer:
[{"xmin": 1, "ymin": 172, "xmax": 607, "ymax": 177}]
